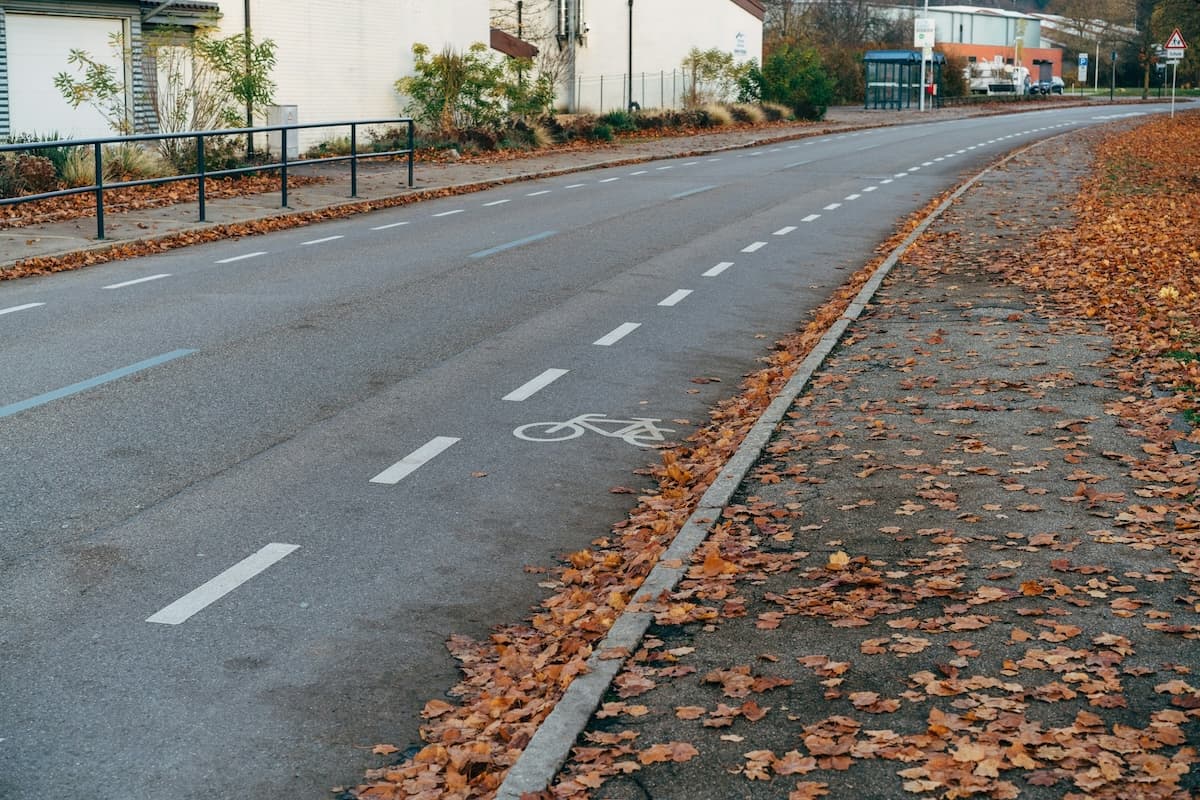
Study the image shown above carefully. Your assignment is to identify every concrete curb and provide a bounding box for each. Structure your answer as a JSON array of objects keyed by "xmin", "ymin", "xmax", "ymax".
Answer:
[{"xmin": 494, "ymin": 137, "xmax": 1054, "ymax": 800}]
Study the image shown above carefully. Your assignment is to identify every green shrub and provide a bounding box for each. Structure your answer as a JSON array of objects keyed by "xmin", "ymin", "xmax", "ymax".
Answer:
[
  {"xmin": 369, "ymin": 126, "xmax": 412, "ymax": 153},
  {"xmin": 738, "ymin": 47, "xmax": 835, "ymax": 121},
  {"xmin": 682, "ymin": 47, "xmax": 753, "ymax": 107},
  {"xmin": 60, "ymin": 147, "xmax": 96, "ymax": 187},
  {"xmin": 590, "ymin": 123, "xmax": 614, "ymax": 141},
  {"xmin": 101, "ymin": 142, "xmax": 168, "ymax": 181},
  {"xmin": 0, "ymin": 153, "xmax": 59, "ymax": 198},
  {"xmin": 599, "ymin": 110, "xmax": 638, "ymax": 134},
  {"xmin": 304, "ymin": 136, "xmax": 353, "ymax": 158},
  {"xmin": 4, "ymin": 132, "xmax": 72, "ymax": 179}
]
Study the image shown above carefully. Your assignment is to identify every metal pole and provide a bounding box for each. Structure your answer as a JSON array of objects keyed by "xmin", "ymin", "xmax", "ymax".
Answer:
[
  {"xmin": 627, "ymin": 0, "xmax": 634, "ymax": 112},
  {"xmin": 919, "ymin": 0, "xmax": 929, "ymax": 112},
  {"xmin": 1171, "ymin": 61, "xmax": 1177, "ymax": 118},
  {"xmin": 196, "ymin": 135, "xmax": 207, "ymax": 221},
  {"xmin": 1110, "ymin": 48, "xmax": 1116, "ymax": 101},
  {"xmin": 244, "ymin": 0, "xmax": 253, "ymax": 161},
  {"xmin": 94, "ymin": 142, "xmax": 105, "ymax": 240},
  {"xmin": 407, "ymin": 120, "xmax": 414, "ymax": 188},
  {"xmin": 280, "ymin": 128, "xmax": 288, "ymax": 207},
  {"xmin": 350, "ymin": 124, "xmax": 358, "ymax": 198},
  {"xmin": 1095, "ymin": 42, "xmax": 1099, "ymax": 92},
  {"xmin": 517, "ymin": 0, "xmax": 524, "ymax": 89}
]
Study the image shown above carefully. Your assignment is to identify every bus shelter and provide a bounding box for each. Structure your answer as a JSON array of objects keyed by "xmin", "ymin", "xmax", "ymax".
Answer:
[{"xmin": 864, "ymin": 50, "xmax": 945, "ymax": 110}]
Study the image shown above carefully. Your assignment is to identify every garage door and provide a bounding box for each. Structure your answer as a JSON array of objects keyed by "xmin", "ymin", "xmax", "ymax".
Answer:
[{"xmin": 6, "ymin": 13, "xmax": 126, "ymax": 138}]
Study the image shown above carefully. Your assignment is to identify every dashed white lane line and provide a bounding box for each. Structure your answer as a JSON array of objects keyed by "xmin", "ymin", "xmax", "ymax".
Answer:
[
  {"xmin": 301, "ymin": 235, "xmax": 344, "ymax": 246},
  {"xmin": 0, "ymin": 302, "xmax": 45, "ymax": 316},
  {"xmin": 658, "ymin": 289, "xmax": 693, "ymax": 307},
  {"xmin": 503, "ymin": 369, "xmax": 570, "ymax": 402},
  {"xmin": 894, "ymin": 172, "xmax": 908, "ymax": 178},
  {"xmin": 908, "ymin": 167, "xmax": 921, "ymax": 172},
  {"xmin": 921, "ymin": 161, "xmax": 934, "ymax": 166},
  {"xmin": 703, "ymin": 262, "xmax": 733, "ymax": 277},
  {"xmin": 741, "ymin": 241, "xmax": 767, "ymax": 253},
  {"xmin": 880, "ymin": 179, "xmax": 894, "ymax": 184},
  {"xmin": 706, "ymin": 158, "xmax": 722, "ymax": 162},
  {"xmin": 629, "ymin": 170, "xmax": 648, "ymax": 176},
  {"xmin": 844, "ymin": 193, "xmax": 861, "ymax": 201},
  {"xmin": 823, "ymin": 203, "xmax": 842, "ymax": 211},
  {"xmin": 565, "ymin": 183, "xmax": 587, "ymax": 189},
  {"xmin": 599, "ymin": 177, "xmax": 620, "ymax": 183},
  {"xmin": 216, "ymin": 251, "xmax": 266, "ymax": 264},
  {"xmin": 433, "ymin": 209, "xmax": 464, "ymax": 217},
  {"xmin": 371, "ymin": 221, "xmax": 410, "ymax": 230},
  {"xmin": 470, "ymin": 230, "xmax": 557, "ymax": 259},
  {"xmin": 774, "ymin": 226, "xmax": 797, "ymax": 236},
  {"xmin": 527, "ymin": 190, "xmax": 551, "ymax": 197},
  {"xmin": 671, "ymin": 185, "xmax": 717, "ymax": 200},
  {"xmin": 484, "ymin": 199, "xmax": 512, "ymax": 207},
  {"xmin": 683, "ymin": 161, "xmax": 699, "ymax": 166},
  {"xmin": 370, "ymin": 436, "xmax": 460, "ymax": 485},
  {"xmin": 656, "ymin": 166, "xmax": 673, "ymax": 171},
  {"xmin": 146, "ymin": 543, "xmax": 300, "ymax": 625},
  {"xmin": 863, "ymin": 186, "xmax": 878, "ymax": 192},
  {"xmin": 784, "ymin": 160, "xmax": 812, "ymax": 169},
  {"xmin": 594, "ymin": 322, "xmax": 641, "ymax": 346},
  {"xmin": 103, "ymin": 274, "xmax": 171, "ymax": 290},
  {"xmin": 802, "ymin": 214, "xmax": 821, "ymax": 223}
]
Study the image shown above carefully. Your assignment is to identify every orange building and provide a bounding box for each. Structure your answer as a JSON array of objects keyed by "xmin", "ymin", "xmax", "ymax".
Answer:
[{"xmin": 938, "ymin": 42, "xmax": 1063, "ymax": 78}]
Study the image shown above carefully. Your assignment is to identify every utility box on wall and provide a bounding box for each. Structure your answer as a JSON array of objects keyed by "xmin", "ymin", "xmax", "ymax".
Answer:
[{"xmin": 266, "ymin": 105, "xmax": 299, "ymax": 159}]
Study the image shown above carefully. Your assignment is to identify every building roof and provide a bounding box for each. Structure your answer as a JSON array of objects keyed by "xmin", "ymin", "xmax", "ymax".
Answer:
[
  {"xmin": 730, "ymin": 0, "xmax": 766, "ymax": 21},
  {"xmin": 917, "ymin": 5, "xmax": 1035, "ymax": 21},
  {"xmin": 140, "ymin": 0, "xmax": 220, "ymax": 25},
  {"xmin": 490, "ymin": 28, "xmax": 539, "ymax": 59}
]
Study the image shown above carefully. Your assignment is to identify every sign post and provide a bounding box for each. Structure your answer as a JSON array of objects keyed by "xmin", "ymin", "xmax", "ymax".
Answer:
[
  {"xmin": 1164, "ymin": 28, "xmax": 1187, "ymax": 118},
  {"xmin": 915, "ymin": 17, "xmax": 935, "ymax": 111},
  {"xmin": 1078, "ymin": 52, "xmax": 1088, "ymax": 86}
]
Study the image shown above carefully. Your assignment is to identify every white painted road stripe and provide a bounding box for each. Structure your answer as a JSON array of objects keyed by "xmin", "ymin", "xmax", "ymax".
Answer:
[
  {"xmin": 527, "ymin": 190, "xmax": 551, "ymax": 197},
  {"xmin": 565, "ymin": 183, "xmax": 586, "ymax": 189},
  {"xmin": 594, "ymin": 322, "xmax": 640, "ymax": 346},
  {"xmin": 599, "ymin": 177, "xmax": 620, "ymax": 183},
  {"xmin": 146, "ymin": 543, "xmax": 299, "ymax": 625},
  {"xmin": 301, "ymin": 235, "xmax": 343, "ymax": 246},
  {"xmin": 433, "ymin": 209, "xmax": 464, "ymax": 217},
  {"xmin": 658, "ymin": 289, "xmax": 693, "ymax": 307},
  {"xmin": 671, "ymin": 185, "xmax": 717, "ymax": 200},
  {"xmin": 784, "ymin": 159, "xmax": 812, "ymax": 169},
  {"xmin": 863, "ymin": 186, "xmax": 878, "ymax": 192},
  {"xmin": 484, "ymin": 199, "xmax": 512, "ymax": 207},
  {"xmin": 503, "ymin": 369, "xmax": 570, "ymax": 402},
  {"xmin": 470, "ymin": 230, "xmax": 557, "ymax": 259},
  {"xmin": 703, "ymin": 262, "xmax": 733, "ymax": 277},
  {"xmin": 656, "ymin": 166, "xmax": 673, "ymax": 170},
  {"xmin": 0, "ymin": 302, "xmax": 46, "ymax": 316},
  {"xmin": 216, "ymin": 251, "xmax": 266, "ymax": 264},
  {"xmin": 844, "ymin": 193, "xmax": 861, "ymax": 201},
  {"xmin": 630, "ymin": 170, "xmax": 648, "ymax": 176},
  {"xmin": 774, "ymin": 226, "xmax": 797, "ymax": 236},
  {"xmin": 370, "ymin": 437, "xmax": 460, "ymax": 485},
  {"xmin": 371, "ymin": 221, "xmax": 410, "ymax": 230},
  {"xmin": 742, "ymin": 242, "xmax": 767, "ymax": 253},
  {"xmin": 103, "ymin": 274, "xmax": 171, "ymax": 289},
  {"xmin": 824, "ymin": 203, "xmax": 842, "ymax": 211},
  {"xmin": 802, "ymin": 214, "xmax": 821, "ymax": 222}
]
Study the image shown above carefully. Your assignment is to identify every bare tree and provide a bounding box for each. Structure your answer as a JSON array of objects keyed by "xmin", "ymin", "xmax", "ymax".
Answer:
[{"xmin": 490, "ymin": 0, "xmax": 572, "ymax": 97}]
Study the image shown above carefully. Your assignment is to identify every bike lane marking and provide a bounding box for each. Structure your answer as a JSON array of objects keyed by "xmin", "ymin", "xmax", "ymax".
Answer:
[
  {"xmin": 146, "ymin": 543, "xmax": 299, "ymax": 625},
  {"xmin": 503, "ymin": 369, "xmax": 570, "ymax": 402},
  {"xmin": 370, "ymin": 436, "xmax": 461, "ymax": 485},
  {"xmin": 703, "ymin": 262, "xmax": 733, "ymax": 277},
  {"xmin": 774, "ymin": 226, "xmax": 797, "ymax": 236},
  {"xmin": 741, "ymin": 242, "xmax": 767, "ymax": 253},
  {"xmin": 1, "ymin": 302, "xmax": 46, "ymax": 316},
  {"xmin": 593, "ymin": 323, "xmax": 641, "ymax": 347},
  {"xmin": 470, "ymin": 231, "xmax": 557, "ymax": 260},
  {"xmin": 658, "ymin": 290, "xmax": 692, "ymax": 307},
  {"xmin": 0, "ymin": 348, "xmax": 196, "ymax": 419}
]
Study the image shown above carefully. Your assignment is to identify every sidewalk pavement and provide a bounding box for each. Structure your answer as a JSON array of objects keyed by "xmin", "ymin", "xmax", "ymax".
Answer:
[
  {"xmin": 503, "ymin": 119, "xmax": 1200, "ymax": 798},
  {"xmin": 0, "ymin": 102, "xmax": 1107, "ymax": 273}
]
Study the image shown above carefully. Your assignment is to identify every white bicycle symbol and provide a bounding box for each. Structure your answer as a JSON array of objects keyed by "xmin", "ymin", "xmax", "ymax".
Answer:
[{"xmin": 513, "ymin": 413, "xmax": 675, "ymax": 447}]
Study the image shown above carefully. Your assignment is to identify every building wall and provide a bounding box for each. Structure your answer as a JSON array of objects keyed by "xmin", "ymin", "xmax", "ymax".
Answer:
[
  {"xmin": 940, "ymin": 43, "xmax": 1062, "ymax": 79},
  {"xmin": 215, "ymin": 0, "xmax": 490, "ymax": 148},
  {"xmin": 564, "ymin": 0, "xmax": 764, "ymax": 112},
  {"xmin": 0, "ymin": 0, "xmax": 153, "ymax": 138}
]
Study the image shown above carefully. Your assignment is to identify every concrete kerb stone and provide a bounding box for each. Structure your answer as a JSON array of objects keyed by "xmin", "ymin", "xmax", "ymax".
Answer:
[{"xmin": 493, "ymin": 135, "xmax": 1066, "ymax": 800}]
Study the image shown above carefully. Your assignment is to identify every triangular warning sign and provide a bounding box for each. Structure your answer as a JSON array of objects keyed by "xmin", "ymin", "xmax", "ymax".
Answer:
[{"xmin": 1165, "ymin": 29, "xmax": 1187, "ymax": 49}]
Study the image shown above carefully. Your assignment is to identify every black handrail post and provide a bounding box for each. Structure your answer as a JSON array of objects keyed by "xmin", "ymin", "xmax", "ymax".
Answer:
[
  {"xmin": 280, "ymin": 127, "xmax": 289, "ymax": 208},
  {"xmin": 94, "ymin": 142, "xmax": 105, "ymax": 240},
  {"xmin": 350, "ymin": 123, "xmax": 358, "ymax": 198},
  {"xmin": 407, "ymin": 121, "xmax": 414, "ymax": 188},
  {"xmin": 197, "ymin": 134, "xmax": 207, "ymax": 222}
]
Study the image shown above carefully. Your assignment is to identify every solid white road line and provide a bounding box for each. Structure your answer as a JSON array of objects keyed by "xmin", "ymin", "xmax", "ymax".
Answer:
[
  {"xmin": 774, "ymin": 226, "xmax": 797, "ymax": 236},
  {"xmin": 433, "ymin": 209, "xmax": 464, "ymax": 217},
  {"xmin": 741, "ymin": 242, "xmax": 767, "ymax": 253},
  {"xmin": 301, "ymin": 235, "xmax": 343, "ymax": 246},
  {"xmin": 103, "ymin": 274, "xmax": 171, "ymax": 289},
  {"xmin": 802, "ymin": 214, "xmax": 821, "ymax": 223},
  {"xmin": 703, "ymin": 262, "xmax": 733, "ymax": 277},
  {"xmin": 370, "ymin": 437, "xmax": 460, "ymax": 485},
  {"xmin": 0, "ymin": 302, "xmax": 46, "ymax": 316},
  {"xmin": 484, "ymin": 199, "xmax": 512, "ymax": 207},
  {"xmin": 658, "ymin": 289, "xmax": 693, "ymax": 307},
  {"xmin": 146, "ymin": 543, "xmax": 299, "ymax": 625},
  {"xmin": 503, "ymin": 369, "xmax": 570, "ymax": 402},
  {"xmin": 216, "ymin": 251, "xmax": 266, "ymax": 264},
  {"xmin": 594, "ymin": 323, "xmax": 640, "ymax": 346},
  {"xmin": 371, "ymin": 221, "xmax": 410, "ymax": 230}
]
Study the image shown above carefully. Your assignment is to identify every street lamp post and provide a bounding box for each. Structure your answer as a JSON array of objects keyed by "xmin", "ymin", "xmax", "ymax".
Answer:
[{"xmin": 627, "ymin": 0, "xmax": 635, "ymax": 112}]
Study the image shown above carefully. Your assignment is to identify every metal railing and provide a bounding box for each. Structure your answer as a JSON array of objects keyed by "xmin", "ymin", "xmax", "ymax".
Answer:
[{"xmin": 0, "ymin": 118, "xmax": 414, "ymax": 240}]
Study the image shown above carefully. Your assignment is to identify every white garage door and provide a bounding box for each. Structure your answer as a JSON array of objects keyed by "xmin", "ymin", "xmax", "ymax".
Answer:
[{"xmin": 7, "ymin": 13, "xmax": 127, "ymax": 138}]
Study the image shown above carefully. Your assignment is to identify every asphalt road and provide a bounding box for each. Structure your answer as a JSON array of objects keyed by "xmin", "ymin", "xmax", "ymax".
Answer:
[{"xmin": 0, "ymin": 104, "xmax": 1164, "ymax": 799}]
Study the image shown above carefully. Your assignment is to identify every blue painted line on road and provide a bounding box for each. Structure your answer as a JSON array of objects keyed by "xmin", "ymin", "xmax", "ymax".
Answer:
[
  {"xmin": 670, "ymin": 185, "xmax": 717, "ymax": 200},
  {"xmin": 0, "ymin": 349, "xmax": 195, "ymax": 419},
  {"xmin": 470, "ymin": 230, "xmax": 557, "ymax": 259}
]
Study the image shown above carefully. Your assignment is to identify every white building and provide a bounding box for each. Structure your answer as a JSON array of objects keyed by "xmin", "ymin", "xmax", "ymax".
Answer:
[{"xmin": 496, "ymin": 0, "xmax": 764, "ymax": 113}]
